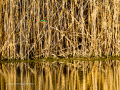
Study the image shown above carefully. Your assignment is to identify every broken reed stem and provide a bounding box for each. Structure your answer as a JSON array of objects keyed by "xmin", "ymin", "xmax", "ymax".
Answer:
[{"xmin": 0, "ymin": 0, "xmax": 120, "ymax": 60}]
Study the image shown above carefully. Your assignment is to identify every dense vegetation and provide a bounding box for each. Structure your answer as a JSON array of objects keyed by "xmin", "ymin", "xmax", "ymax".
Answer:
[{"xmin": 0, "ymin": 0, "xmax": 120, "ymax": 60}]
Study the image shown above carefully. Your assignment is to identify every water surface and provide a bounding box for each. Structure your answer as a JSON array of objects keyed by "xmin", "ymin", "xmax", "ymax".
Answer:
[{"xmin": 0, "ymin": 59, "xmax": 119, "ymax": 90}]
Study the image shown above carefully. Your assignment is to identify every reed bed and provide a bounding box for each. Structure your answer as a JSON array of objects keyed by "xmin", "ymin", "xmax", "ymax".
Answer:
[
  {"xmin": 0, "ymin": 60, "xmax": 120, "ymax": 90},
  {"xmin": 0, "ymin": 0, "xmax": 120, "ymax": 60}
]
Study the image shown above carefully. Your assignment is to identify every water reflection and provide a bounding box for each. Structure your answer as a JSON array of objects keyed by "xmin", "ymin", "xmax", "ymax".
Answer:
[{"xmin": 0, "ymin": 60, "xmax": 120, "ymax": 90}]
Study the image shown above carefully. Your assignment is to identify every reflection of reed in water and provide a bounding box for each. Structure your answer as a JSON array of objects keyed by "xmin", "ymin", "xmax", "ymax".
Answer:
[{"xmin": 0, "ymin": 60, "xmax": 119, "ymax": 90}]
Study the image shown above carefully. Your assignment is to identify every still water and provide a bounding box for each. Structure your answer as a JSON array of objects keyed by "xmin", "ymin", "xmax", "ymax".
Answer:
[{"xmin": 0, "ymin": 59, "xmax": 119, "ymax": 90}]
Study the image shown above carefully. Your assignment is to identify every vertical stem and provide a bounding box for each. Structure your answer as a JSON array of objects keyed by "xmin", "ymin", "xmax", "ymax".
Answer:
[
  {"xmin": 33, "ymin": 0, "xmax": 36, "ymax": 57},
  {"xmin": 93, "ymin": 0, "xmax": 97, "ymax": 56},
  {"xmin": 23, "ymin": 0, "xmax": 26, "ymax": 59},
  {"xmin": 72, "ymin": 0, "xmax": 75, "ymax": 57},
  {"xmin": 20, "ymin": 20, "xmax": 23, "ymax": 60},
  {"xmin": 0, "ymin": 0, "xmax": 2, "ymax": 40},
  {"xmin": 0, "ymin": 0, "xmax": 2, "ymax": 59},
  {"xmin": 47, "ymin": 0, "xmax": 50, "ymax": 57},
  {"xmin": 26, "ymin": 0, "xmax": 29, "ymax": 60},
  {"xmin": 81, "ymin": 0, "xmax": 85, "ymax": 56},
  {"xmin": 66, "ymin": 0, "xmax": 69, "ymax": 56},
  {"xmin": 10, "ymin": 0, "xmax": 14, "ymax": 58},
  {"xmin": 83, "ymin": 61, "xmax": 85, "ymax": 90},
  {"xmin": 37, "ymin": 0, "xmax": 40, "ymax": 58}
]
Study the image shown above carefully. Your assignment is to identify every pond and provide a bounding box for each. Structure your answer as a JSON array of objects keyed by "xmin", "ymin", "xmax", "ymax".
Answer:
[{"xmin": 0, "ymin": 59, "xmax": 119, "ymax": 90}]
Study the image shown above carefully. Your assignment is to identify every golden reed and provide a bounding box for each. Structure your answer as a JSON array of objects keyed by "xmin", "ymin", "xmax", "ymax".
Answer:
[{"xmin": 0, "ymin": 0, "xmax": 120, "ymax": 60}]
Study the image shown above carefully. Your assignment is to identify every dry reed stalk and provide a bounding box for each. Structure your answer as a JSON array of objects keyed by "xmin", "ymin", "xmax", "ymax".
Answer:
[
  {"xmin": 37, "ymin": 0, "xmax": 40, "ymax": 58},
  {"xmin": 33, "ymin": 0, "xmax": 36, "ymax": 57},
  {"xmin": 0, "ymin": 0, "xmax": 2, "ymax": 39},
  {"xmin": 7, "ymin": 14, "xmax": 10, "ymax": 60},
  {"xmin": 55, "ymin": 0, "xmax": 59, "ymax": 56},
  {"xmin": 87, "ymin": 1, "xmax": 91, "ymax": 57},
  {"xmin": 112, "ymin": 0, "xmax": 115, "ymax": 56},
  {"xmin": 71, "ymin": 0, "xmax": 75, "ymax": 57},
  {"xmin": 81, "ymin": 0, "xmax": 85, "ymax": 56},
  {"xmin": 113, "ymin": 0, "xmax": 119, "ymax": 56},
  {"xmin": 20, "ymin": 20, "xmax": 23, "ymax": 59},
  {"xmin": 24, "ymin": 0, "xmax": 27, "ymax": 59},
  {"xmin": 65, "ymin": 0, "xmax": 69, "ymax": 56},
  {"xmin": 19, "ymin": 0, "xmax": 22, "ymax": 60},
  {"xmin": 104, "ymin": 0, "xmax": 107, "ymax": 57},
  {"xmin": 22, "ymin": 0, "xmax": 26, "ymax": 59},
  {"xmin": 93, "ymin": 0, "xmax": 97, "ymax": 56},
  {"xmin": 26, "ymin": 0, "xmax": 29, "ymax": 59},
  {"xmin": 42, "ymin": 0, "xmax": 46, "ymax": 57},
  {"xmin": 28, "ymin": 0, "xmax": 34, "ymax": 59},
  {"xmin": 47, "ymin": 0, "xmax": 51, "ymax": 57},
  {"xmin": 10, "ymin": 0, "xmax": 13, "ymax": 58},
  {"xmin": 0, "ymin": 0, "xmax": 2, "ymax": 59}
]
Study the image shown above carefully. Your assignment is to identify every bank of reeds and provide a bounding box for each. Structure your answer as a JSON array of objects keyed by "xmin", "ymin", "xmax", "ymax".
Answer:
[{"xmin": 0, "ymin": 0, "xmax": 120, "ymax": 60}]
